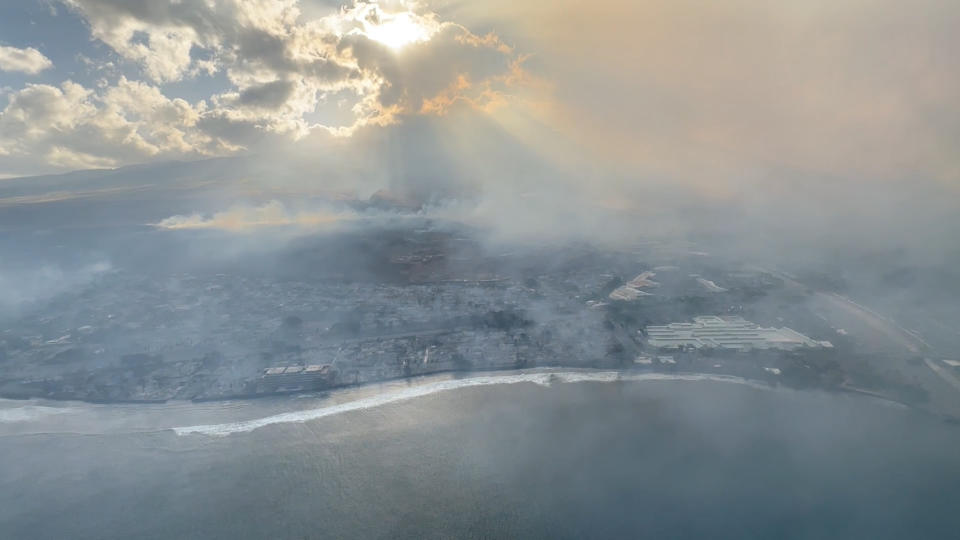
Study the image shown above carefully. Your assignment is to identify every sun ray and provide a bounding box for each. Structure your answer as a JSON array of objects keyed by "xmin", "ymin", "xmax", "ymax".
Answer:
[{"xmin": 363, "ymin": 12, "xmax": 435, "ymax": 50}]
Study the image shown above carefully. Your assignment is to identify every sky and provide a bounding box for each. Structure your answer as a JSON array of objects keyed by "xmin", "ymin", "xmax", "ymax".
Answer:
[
  {"xmin": 0, "ymin": 0, "xmax": 958, "ymax": 242},
  {"xmin": 0, "ymin": 0, "xmax": 529, "ymax": 176}
]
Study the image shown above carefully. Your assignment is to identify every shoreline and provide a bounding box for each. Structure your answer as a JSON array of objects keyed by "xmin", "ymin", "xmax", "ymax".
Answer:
[
  {"xmin": 174, "ymin": 372, "xmax": 960, "ymax": 437},
  {"xmin": 0, "ymin": 365, "xmax": 915, "ymax": 411},
  {"xmin": 4, "ymin": 367, "xmax": 952, "ymax": 438},
  {"xmin": 174, "ymin": 369, "xmax": 958, "ymax": 438},
  {"xmin": 172, "ymin": 369, "xmax": 783, "ymax": 437},
  {"xmin": 4, "ymin": 364, "xmax": 785, "ymax": 407}
]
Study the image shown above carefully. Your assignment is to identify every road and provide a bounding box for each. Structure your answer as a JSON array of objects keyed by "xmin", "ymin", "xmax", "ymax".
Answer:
[
  {"xmin": 925, "ymin": 358, "xmax": 960, "ymax": 393},
  {"xmin": 763, "ymin": 268, "xmax": 960, "ymax": 415}
]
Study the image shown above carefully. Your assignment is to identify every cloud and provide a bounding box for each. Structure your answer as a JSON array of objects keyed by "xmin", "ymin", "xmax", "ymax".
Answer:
[
  {"xmin": 46, "ymin": 146, "xmax": 118, "ymax": 170},
  {"xmin": 339, "ymin": 21, "xmax": 519, "ymax": 123},
  {"xmin": 4, "ymin": 0, "xmax": 955, "ymax": 246},
  {"xmin": 0, "ymin": 1, "xmax": 523, "ymax": 175},
  {"xmin": 440, "ymin": 0, "xmax": 960, "ymax": 194},
  {"xmin": 0, "ymin": 78, "xmax": 236, "ymax": 175},
  {"xmin": 153, "ymin": 200, "xmax": 354, "ymax": 231},
  {"xmin": 237, "ymin": 80, "xmax": 296, "ymax": 109},
  {"xmin": 0, "ymin": 45, "xmax": 53, "ymax": 74},
  {"xmin": 60, "ymin": 0, "xmax": 518, "ymax": 124}
]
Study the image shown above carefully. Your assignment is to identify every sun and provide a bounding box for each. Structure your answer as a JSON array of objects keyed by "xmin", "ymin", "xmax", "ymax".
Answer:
[{"xmin": 364, "ymin": 12, "xmax": 435, "ymax": 50}]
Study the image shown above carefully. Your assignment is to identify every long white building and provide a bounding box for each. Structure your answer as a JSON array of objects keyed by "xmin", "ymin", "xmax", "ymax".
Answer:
[{"xmin": 645, "ymin": 316, "xmax": 831, "ymax": 352}]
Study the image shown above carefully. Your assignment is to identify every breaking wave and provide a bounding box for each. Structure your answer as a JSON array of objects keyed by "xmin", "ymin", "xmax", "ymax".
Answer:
[
  {"xmin": 173, "ymin": 371, "xmax": 771, "ymax": 437},
  {"xmin": 0, "ymin": 404, "xmax": 76, "ymax": 423}
]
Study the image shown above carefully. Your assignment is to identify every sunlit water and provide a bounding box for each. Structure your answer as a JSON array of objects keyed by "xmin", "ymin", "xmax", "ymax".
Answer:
[{"xmin": 1, "ymin": 370, "xmax": 959, "ymax": 539}]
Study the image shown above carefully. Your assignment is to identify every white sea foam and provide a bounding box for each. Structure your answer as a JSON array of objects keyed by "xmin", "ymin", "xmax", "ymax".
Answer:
[
  {"xmin": 173, "ymin": 371, "xmax": 769, "ymax": 437},
  {"xmin": 0, "ymin": 404, "xmax": 76, "ymax": 423}
]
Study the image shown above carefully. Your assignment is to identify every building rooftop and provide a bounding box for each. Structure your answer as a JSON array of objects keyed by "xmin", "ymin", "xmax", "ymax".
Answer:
[
  {"xmin": 645, "ymin": 316, "xmax": 831, "ymax": 351},
  {"xmin": 263, "ymin": 364, "xmax": 331, "ymax": 377}
]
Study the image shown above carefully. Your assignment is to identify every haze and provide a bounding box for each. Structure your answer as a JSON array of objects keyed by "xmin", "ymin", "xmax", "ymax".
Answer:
[{"xmin": 1, "ymin": 2, "xmax": 960, "ymax": 539}]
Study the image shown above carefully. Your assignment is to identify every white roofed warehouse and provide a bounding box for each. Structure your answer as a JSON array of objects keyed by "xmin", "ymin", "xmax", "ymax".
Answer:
[{"xmin": 644, "ymin": 316, "xmax": 832, "ymax": 352}]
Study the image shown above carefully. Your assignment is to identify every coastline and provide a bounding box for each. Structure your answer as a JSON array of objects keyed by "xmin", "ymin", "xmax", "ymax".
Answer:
[
  {"xmin": 1, "ymin": 364, "xmax": 915, "ymax": 411},
  {"xmin": 172, "ymin": 369, "xmax": 782, "ymax": 437},
  {"xmin": 171, "ymin": 368, "xmax": 938, "ymax": 437},
  {"xmin": 174, "ymin": 370, "xmax": 960, "ymax": 438},
  {"xmin": 4, "ymin": 366, "xmax": 949, "ymax": 440},
  {"xmin": 4, "ymin": 363, "xmax": 785, "ymax": 407}
]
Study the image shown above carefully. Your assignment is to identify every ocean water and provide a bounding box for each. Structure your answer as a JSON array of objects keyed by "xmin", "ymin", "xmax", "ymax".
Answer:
[{"xmin": 1, "ymin": 372, "xmax": 959, "ymax": 539}]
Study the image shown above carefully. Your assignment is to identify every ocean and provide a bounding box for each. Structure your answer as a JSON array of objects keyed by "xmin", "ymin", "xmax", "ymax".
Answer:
[{"xmin": 2, "ymin": 371, "xmax": 959, "ymax": 539}]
